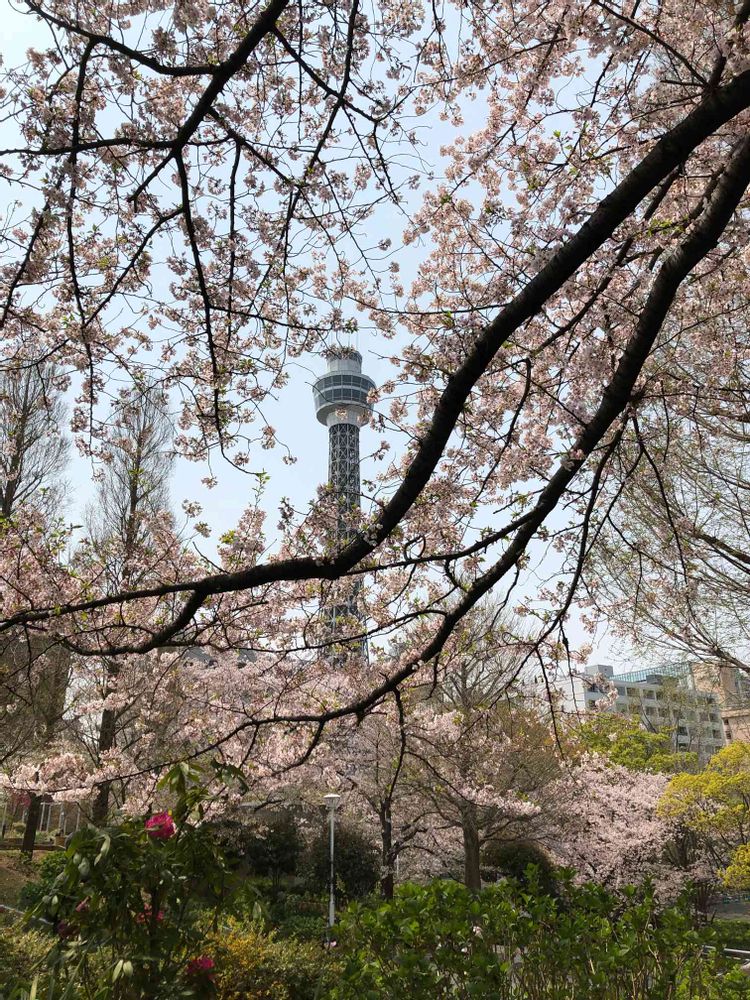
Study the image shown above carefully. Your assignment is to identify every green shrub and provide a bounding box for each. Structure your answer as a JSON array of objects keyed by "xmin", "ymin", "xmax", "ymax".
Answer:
[
  {"xmin": 242, "ymin": 815, "xmax": 302, "ymax": 887},
  {"xmin": 17, "ymin": 850, "xmax": 67, "ymax": 910},
  {"xmin": 481, "ymin": 839, "xmax": 558, "ymax": 895},
  {"xmin": 226, "ymin": 876, "xmax": 273, "ymax": 924},
  {"xmin": 274, "ymin": 913, "xmax": 327, "ymax": 943},
  {"xmin": 0, "ymin": 922, "xmax": 50, "ymax": 995},
  {"xmin": 332, "ymin": 876, "xmax": 746, "ymax": 999},
  {"xmin": 268, "ymin": 888, "xmax": 325, "ymax": 920},
  {"xmin": 20, "ymin": 763, "xmax": 229, "ymax": 999},
  {"xmin": 712, "ymin": 917, "xmax": 750, "ymax": 952},
  {"xmin": 208, "ymin": 918, "xmax": 337, "ymax": 999},
  {"xmin": 303, "ymin": 825, "xmax": 378, "ymax": 901}
]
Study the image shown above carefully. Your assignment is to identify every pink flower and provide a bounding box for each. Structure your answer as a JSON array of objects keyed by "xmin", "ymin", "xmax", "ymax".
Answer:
[
  {"xmin": 75, "ymin": 898, "xmax": 90, "ymax": 914},
  {"xmin": 136, "ymin": 905, "xmax": 164, "ymax": 924},
  {"xmin": 144, "ymin": 811, "xmax": 175, "ymax": 839},
  {"xmin": 186, "ymin": 955, "xmax": 215, "ymax": 977}
]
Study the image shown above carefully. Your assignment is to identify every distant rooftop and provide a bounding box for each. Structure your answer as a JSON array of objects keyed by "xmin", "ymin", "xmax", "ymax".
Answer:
[{"xmin": 612, "ymin": 662, "xmax": 691, "ymax": 684}]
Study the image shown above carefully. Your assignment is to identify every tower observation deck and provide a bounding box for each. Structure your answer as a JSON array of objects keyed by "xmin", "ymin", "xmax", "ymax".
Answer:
[{"xmin": 312, "ymin": 349, "xmax": 375, "ymax": 535}]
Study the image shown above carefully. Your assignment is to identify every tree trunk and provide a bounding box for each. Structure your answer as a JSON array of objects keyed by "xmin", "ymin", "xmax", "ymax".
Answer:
[
  {"xmin": 380, "ymin": 803, "xmax": 394, "ymax": 899},
  {"xmin": 91, "ymin": 700, "xmax": 117, "ymax": 825},
  {"xmin": 21, "ymin": 793, "xmax": 43, "ymax": 858},
  {"xmin": 462, "ymin": 807, "xmax": 482, "ymax": 891}
]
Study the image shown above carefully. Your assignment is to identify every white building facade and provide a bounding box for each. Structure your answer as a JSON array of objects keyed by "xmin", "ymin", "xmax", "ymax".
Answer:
[{"xmin": 547, "ymin": 662, "xmax": 726, "ymax": 762}]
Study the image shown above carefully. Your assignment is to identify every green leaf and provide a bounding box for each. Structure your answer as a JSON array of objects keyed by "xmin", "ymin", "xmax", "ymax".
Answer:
[{"xmin": 94, "ymin": 833, "xmax": 111, "ymax": 866}]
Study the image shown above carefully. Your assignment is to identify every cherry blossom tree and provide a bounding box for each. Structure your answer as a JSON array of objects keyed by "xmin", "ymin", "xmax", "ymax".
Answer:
[
  {"xmin": 547, "ymin": 755, "xmax": 677, "ymax": 892},
  {"xmin": 407, "ymin": 700, "xmax": 561, "ymax": 890},
  {"xmin": 1, "ymin": 0, "xmax": 750, "ymax": 799},
  {"xmin": 314, "ymin": 695, "xmax": 430, "ymax": 899},
  {"xmin": 0, "ymin": 360, "xmax": 70, "ymax": 849},
  {"xmin": 590, "ymin": 408, "xmax": 750, "ymax": 674},
  {"xmin": 73, "ymin": 384, "xmax": 180, "ymax": 821}
]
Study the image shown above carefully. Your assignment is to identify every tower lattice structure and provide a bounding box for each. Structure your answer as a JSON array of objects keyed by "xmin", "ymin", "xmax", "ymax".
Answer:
[{"xmin": 312, "ymin": 349, "xmax": 375, "ymax": 649}]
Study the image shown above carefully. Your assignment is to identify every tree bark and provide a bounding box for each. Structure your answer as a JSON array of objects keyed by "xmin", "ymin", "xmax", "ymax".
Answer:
[
  {"xmin": 91, "ymin": 692, "xmax": 117, "ymax": 824},
  {"xmin": 462, "ymin": 807, "xmax": 482, "ymax": 891},
  {"xmin": 21, "ymin": 793, "xmax": 44, "ymax": 858},
  {"xmin": 380, "ymin": 803, "xmax": 394, "ymax": 899}
]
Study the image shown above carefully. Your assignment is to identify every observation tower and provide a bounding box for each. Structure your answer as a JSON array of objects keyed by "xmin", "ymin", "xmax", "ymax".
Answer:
[
  {"xmin": 312, "ymin": 348, "xmax": 375, "ymax": 541},
  {"xmin": 312, "ymin": 348, "xmax": 375, "ymax": 649}
]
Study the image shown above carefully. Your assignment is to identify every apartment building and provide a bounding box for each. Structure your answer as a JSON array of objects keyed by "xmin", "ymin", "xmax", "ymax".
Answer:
[{"xmin": 558, "ymin": 662, "xmax": 726, "ymax": 762}]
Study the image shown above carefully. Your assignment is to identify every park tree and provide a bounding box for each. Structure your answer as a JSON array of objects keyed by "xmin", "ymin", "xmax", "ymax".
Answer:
[
  {"xmin": 85, "ymin": 384, "xmax": 174, "ymax": 590},
  {"xmin": 0, "ymin": 0, "xmax": 750, "ymax": 801},
  {"xmin": 0, "ymin": 360, "xmax": 70, "ymax": 850},
  {"xmin": 407, "ymin": 702, "xmax": 552, "ymax": 890},
  {"xmin": 337, "ymin": 604, "xmax": 549, "ymax": 896},
  {"xmin": 660, "ymin": 742, "xmax": 750, "ymax": 890},
  {"xmin": 547, "ymin": 755, "xmax": 679, "ymax": 893},
  {"xmin": 402, "ymin": 612, "xmax": 562, "ymax": 890},
  {"xmin": 75, "ymin": 384, "xmax": 179, "ymax": 821},
  {"xmin": 588, "ymin": 380, "xmax": 750, "ymax": 675},
  {"xmin": 577, "ymin": 714, "xmax": 698, "ymax": 774},
  {"xmin": 420, "ymin": 610, "xmax": 571, "ymax": 890},
  {"xmin": 0, "ymin": 362, "xmax": 68, "ymax": 519},
  {"xmin": 323, "ymin": 695, "xmax": 432, "ymax": 900}
]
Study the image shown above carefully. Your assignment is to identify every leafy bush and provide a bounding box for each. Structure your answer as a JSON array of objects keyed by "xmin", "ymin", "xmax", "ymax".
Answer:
[
  {"xmin": 332, "ymin": 876, "xmax": 748, "ymax": 999},
  {"xmin": 481, "ymin": 840, "xmax": 558, "ymax": 896},
  {"xmin": 208, "ymin": 918, "xmax": 337, "ymax": 1000},
  {"xmin": 19, "ymin": 763, "xmax": 228, "ymax": 999},
  {"xmin": 712, "ymin": 917, "xmax": 750, "ymax": 952},
  {"xmin": 225, "ymin": 876, "xmax": 272, "ymax": 923},
  {"xmin": 227, "ymin": 877, "xmax": 326, "ymax": 936},
  {"xmin": 274, "ymin": 913, "xmax": 327, "ymax": 943},
  {"xmin": 268, "ymin": 888, "xmax": 325, "ymax": 921},
  {"xmin": 241, "ymin": 815, "xmax": 302, "ymax": 887},
  {"xmin": 18, "ymin": 850, "xmax": 67, "ymax": 909},
  {"xmin": 303, "ymin": 825, "xmax": 379, "ymax": 901},
  {"xmin": 0, "ymin": 922, "xmax": 49, "ymax": 995}
]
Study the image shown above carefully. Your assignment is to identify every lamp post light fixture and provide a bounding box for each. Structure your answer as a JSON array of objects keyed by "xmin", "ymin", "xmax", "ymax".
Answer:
[{"xmin": 323, "ymin": 793, "xmax": 342, "ymax": 934}]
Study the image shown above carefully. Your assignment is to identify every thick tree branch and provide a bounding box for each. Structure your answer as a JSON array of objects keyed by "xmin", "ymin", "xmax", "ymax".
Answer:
[{"xmin": 3, "ymin": 71, "xmax": 750, "ymax": 652}]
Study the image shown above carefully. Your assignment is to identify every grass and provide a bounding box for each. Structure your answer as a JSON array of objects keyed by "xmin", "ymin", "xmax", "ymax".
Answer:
[{"xmin": 0, "ymin": 852, "xmax": 35, "ymax": 908}]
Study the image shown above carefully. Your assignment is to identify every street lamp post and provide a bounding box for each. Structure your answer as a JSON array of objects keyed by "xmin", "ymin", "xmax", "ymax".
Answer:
[{"xmin": 323, "ymin": 793, "xmax": 341, "ymax": 935}]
